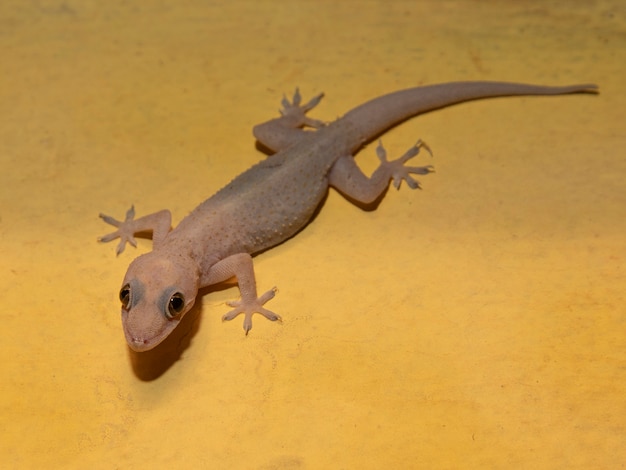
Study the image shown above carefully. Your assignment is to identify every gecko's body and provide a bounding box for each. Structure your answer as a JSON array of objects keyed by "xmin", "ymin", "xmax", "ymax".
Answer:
[{"xmin": 100, "ymin": 81, "xmax": 597, "ymax": 351}]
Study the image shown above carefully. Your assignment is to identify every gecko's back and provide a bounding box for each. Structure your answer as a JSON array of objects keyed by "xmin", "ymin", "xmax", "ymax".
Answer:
[{"xmin": 169, "ymin": 120, "xmax": 359, "ymax": 259}]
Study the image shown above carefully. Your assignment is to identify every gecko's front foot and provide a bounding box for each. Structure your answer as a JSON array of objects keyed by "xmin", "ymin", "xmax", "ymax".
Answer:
[
  {"xmin": 377, "ymin": 140, "xmax": 434, "ymax": 189},
  {"xmin": 280, "ymin": 88, "xmax": 325, "ymax": 129},
  {"xmin": 222, "ymin": 287, "xmax": 281, "ymax": 334},
  {"xmin": 98, "ymin": 205, "xmax": 139, "ymax": 255}
]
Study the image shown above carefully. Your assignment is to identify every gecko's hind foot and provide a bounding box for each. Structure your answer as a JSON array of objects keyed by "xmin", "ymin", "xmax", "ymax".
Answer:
[
  {"xmin": 279, "ymin": 88, "xmax": 325, "ymax": 129},
  {"xmin": 377, "ymin": 140, "xmax": 434, "ymax": 189},
  {"xmin": 222, "ymin": 287, "xmax": 281, "ymax": 334}
]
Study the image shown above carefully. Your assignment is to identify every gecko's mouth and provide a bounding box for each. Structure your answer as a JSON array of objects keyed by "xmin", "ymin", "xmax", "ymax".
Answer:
[
  {"xmin": 128, "ymin": 337, "xmax": 152, "ymax": 351},
  {"xmin": 124, "ymin": 327, "xmax": 172, "ymax": 352},
  {"xmin": 121, "ymin": 309, "xmax": 180, "ymax": 352}
]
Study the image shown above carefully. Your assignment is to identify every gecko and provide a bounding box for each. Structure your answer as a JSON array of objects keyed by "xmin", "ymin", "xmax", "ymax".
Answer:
[{"xmin": 99, "ymin": 81, "xmax": 598, "ymax": 351}]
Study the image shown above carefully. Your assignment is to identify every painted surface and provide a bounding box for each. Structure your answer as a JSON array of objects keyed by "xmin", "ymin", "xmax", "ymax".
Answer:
[{"xmin": 0, "ymin": 1, "xmax": 624, "ymax": 468}]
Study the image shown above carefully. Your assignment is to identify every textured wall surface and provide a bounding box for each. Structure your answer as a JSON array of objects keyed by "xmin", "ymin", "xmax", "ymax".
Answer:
[{"xmin": 0, "ymin": 1, "xmax": 623, "ymax": 468}]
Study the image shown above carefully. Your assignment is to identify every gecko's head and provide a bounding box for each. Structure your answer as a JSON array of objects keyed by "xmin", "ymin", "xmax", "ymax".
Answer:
[{"xmin": 118, "ymin": 252, "xmax": 199, "ymax": 352}]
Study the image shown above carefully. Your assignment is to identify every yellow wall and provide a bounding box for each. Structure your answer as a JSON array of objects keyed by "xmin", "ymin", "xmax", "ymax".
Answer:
[{"xmin": 1, "ymin": 1, "xmax": 624, "ymax": 468}]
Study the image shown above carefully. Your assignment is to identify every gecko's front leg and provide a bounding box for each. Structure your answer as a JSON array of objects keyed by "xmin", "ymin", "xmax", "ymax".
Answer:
[
  {"xmin": 223, "ymin": 287, "xmax": 279, "ymax": 335},
  {"xmin": 98, "ymin": 205, "xmax": 172, "ymax": 254},
  {"xmin": 202, "ymin": 253, "xmax": 280, "ymax": 334}
]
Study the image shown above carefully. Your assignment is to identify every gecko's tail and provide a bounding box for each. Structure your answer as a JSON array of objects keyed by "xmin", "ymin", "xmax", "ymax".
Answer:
[{"xmin": 341, "ymin": 81, "xmax": 598, "ymax": 148}]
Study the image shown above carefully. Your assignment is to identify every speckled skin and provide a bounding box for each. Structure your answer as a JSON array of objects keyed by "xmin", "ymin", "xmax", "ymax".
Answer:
[{"xmin": 99, "ymin": 81, "xmax": 597, "ymax": 351}]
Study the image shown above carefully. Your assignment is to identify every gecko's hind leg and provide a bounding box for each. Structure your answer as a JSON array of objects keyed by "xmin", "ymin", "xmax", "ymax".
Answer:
[
  {"xmin": 253, "ymin": 89, "xmax": 326, "ymax": 152},
  {"xmin": 279, "ymin": 88, "xmax": 325, "ymax": 129},
  {"xmin": 329, "ymin": 140, "xmax": 434, "ymax": 205},
  {"xmin": 377, "ymin": 140, "xmax": 434, "ymax": 190}
]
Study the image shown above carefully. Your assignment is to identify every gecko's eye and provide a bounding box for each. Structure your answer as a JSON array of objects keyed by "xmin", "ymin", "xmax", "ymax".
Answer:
[
  {"xmin": 119, "ymin": 284, "xmax": 131, "ymax": 309},
  {"xmin": 166, "ymin": 292, "xmax": 185, "ymax": 319}
]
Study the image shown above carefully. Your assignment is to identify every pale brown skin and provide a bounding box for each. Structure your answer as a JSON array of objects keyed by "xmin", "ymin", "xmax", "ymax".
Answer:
[{"xmin": 99, "ymin": 81, "xmax": 598, "ymax": 351}]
